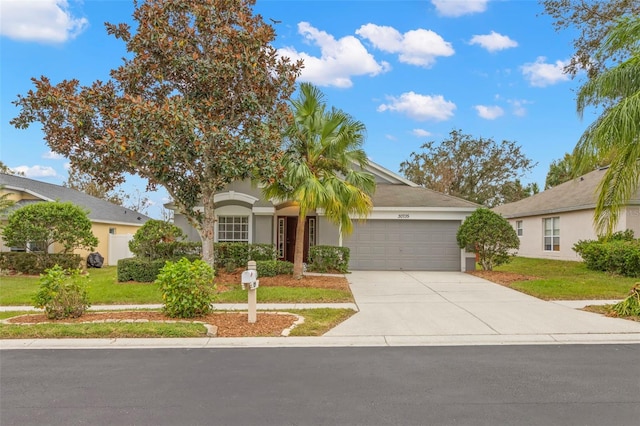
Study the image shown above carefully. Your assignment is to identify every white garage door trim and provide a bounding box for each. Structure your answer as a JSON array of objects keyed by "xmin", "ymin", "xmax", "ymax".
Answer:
[{"xmin": 344, "ymin": 220, "xmax": 462, "ymax": 271}]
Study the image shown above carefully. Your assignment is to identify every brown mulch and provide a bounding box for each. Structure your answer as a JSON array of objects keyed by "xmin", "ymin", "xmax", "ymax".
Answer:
[
  {"xmin": 5, "ymin": 273, "xmax": 350, "ymax": 337},
  {"xmin": 6, "ymin": 311, "xmax": 300, "ymax": 337},
  {"xmin": 467, "ymin": 270, "xmax": 537, "ymax": 286}
]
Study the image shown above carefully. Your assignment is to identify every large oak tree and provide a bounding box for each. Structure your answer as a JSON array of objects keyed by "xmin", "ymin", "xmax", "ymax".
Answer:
[
  {"xmin": 11, "ymin": 0, "xmax": 301, "ymax": 267},
  {"xmin": 400, "ymin": 129, "xmax": 536, "ymax": 207}
]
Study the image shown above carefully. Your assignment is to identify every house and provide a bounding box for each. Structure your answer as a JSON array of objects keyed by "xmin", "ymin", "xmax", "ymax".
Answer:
[
  {"xmin": 493, "ymin": 167, "xmax": 640, "ymax": 261},
  {"xmin": 0, "ymin": 173, "xmax": 151, "ymax": 265},
  {"xmin": 170, "ymin": 161, "xmax": 479, "ymax": 271}
]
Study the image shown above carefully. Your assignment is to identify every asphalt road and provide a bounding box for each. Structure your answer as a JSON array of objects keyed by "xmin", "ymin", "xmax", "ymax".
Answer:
[{"xmin": 1, "ymin": 345, "xmax": 639, "ymax": 426}]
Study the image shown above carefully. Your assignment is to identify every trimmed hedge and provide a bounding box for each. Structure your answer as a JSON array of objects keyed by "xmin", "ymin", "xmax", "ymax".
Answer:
[
  {"xmin": 255, "ymin": 260, "xmax": 294, "ymax": 277},
  {"xmin": 213, "ymin": 243, "xmax": 276, "ymax": 268},
  {"xmin": 574, "ymin": 237, "xmax": 640, "ymax": 278},
  {"xmin": 0, "ymin": 252, "xmax": 82, "ymax": 275},
  {"xmin": 117, "ymin": 256, "xmax": 201, "ymax": 282},
  {"xmin": 308, "ymin": 245, "xmax": 350, "ymax": 273}
]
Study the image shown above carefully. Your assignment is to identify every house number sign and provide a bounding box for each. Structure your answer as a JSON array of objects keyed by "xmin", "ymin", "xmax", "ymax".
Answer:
[{"xmin": 397, "ymin": 214, "xmax": 410, "ymax": 219}]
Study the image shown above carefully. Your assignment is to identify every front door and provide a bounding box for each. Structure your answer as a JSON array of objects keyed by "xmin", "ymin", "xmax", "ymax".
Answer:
[{"xmin": 277, "ymin": 216, "xmax": 316, "ymax": 263}]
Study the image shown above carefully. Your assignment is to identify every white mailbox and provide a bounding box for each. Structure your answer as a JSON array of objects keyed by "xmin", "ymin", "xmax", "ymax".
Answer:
[{"xmin": 241, "ymin": 270, "xmax": 259, "ymax": 290}]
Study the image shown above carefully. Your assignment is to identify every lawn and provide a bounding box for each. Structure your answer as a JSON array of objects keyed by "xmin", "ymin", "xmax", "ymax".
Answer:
[
  {"xmin": 0, "ymin": 266, "xmax": 353, "ymax": 306},
  {"xmin": 488, "ymin": 256, "xmax": 637, "ymax": 300}
]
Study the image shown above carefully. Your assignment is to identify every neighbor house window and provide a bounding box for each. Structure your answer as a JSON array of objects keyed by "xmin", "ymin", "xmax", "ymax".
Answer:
[
  {"xmin": 109, "ymin": 227, "xmax": 116, "ymax": 235},
  {"xmin": 543, "ymin": 217, "xmax": 560, "ymax": 251},
  {"xmin": 217, "ymin": 216, "xmax": 249, "ymax": 242},
  {"xmin": 516, "ymin": 220, "xmax": 523, "ymax": 237}
]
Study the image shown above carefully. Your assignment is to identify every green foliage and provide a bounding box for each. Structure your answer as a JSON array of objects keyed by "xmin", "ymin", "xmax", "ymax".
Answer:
[
  {"xmin": 573, "ymin": 236, "xmax": 640, "ymax": 277},
  {"xmin": 255, "ymin": 260, "xmax": 294, "ymax": 277},
  {"xmin": 262, "ymin": 83, "xmax": 375, "ymax": 278},
  {"xmin": 33, "ymin": 265, "xmax": 91, "ymax": 320},
  {"xmin": 1, "ymin": 201, "xmax": 98, "ymax": 254},
  {"xmin": 400, "ymin": 129, "xmax": 536, "ymax": 207},
  {"xmin": 0, "ymin": 252, "xmax": 81, "ymax": 275},
  {"xmin": 308, "ymin": 246, "xmax": 350, "ymax": 273},
  {"xmin": 129, "ymin": 219, "xmax": 186, "ymax": 259},
  {"xmin": 457, "ymin": 208, "xmax": 520, "ymax": 271},
  {"xmin": 117, "ymin": 258, "xmax": 170, "ymax": 282},
  {"xmin": 155, "ymin": 258, "xmax": 216, "ymax": 318},
  {"xmin": 612, "ymin": 284, "xmax": 640, "ymax": 316},
  {"xmin": 213, "ymin": 243, "xmax": 276, "ymax": 268}
]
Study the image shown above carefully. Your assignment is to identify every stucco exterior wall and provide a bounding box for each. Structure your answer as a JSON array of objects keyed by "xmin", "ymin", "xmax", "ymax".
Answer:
[
  {"xmin": 72, "ymin": 222, "xmax": 143, "ymax": 266},
  {"xmin": 506, "ymin": 207, "xmax": 640, "ymax": 261},
  {"xmin": 254, "ymin": 215, "xmax": 273, "ymax": 244},
  {"xmin": 317, "ymin": 216, "xmax": 340, "ymax": 246}
]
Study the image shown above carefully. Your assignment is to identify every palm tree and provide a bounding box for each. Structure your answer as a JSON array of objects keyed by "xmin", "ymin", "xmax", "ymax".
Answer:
[
  {"xmin": 573, "ymin": 15, "xmax": 640, "ymax": 236},
  {"xmin": 264, "ymin": 83, "xmax": 376, "ymax": 279}
]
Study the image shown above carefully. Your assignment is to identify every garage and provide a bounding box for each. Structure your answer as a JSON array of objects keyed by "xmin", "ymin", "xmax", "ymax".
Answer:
[{"xmin": 344, "ymin": 220, "xmax": 462, "ymax": 271}]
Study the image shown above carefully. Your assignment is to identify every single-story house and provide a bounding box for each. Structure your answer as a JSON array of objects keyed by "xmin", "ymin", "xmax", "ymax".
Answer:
[
  {"xmin": 493, "ymin": 167, "xmax": 640, "ymax": 261},
  {"xmin": 0, "ymin": 173, "xmax": 151, "ymax": 265},
  {"xmin": 170, "ymin": 161, "xmax": 478, "ymax": 271}
]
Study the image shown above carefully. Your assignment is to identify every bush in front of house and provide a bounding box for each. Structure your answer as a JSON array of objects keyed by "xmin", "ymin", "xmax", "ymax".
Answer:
[
  {"xmin": 255, "ymin": 260, "xmax": 294, "ymax": 277},
  {"xmin": 456, "ymin": 208, "xmax": 519, "ymax": 271},
  {"xmin": 307, "ymin": 246, "xmax": 350, "ymax": 273},
  {"xmin": 129, "ymin": 220, "xmax": 187, "ymax": 260},
  {"xmin": 213, "ymin": 242, "xmax": 276, "ymax": 269},
  {"xmin": 0, "ymin": 252, "xmax": 82, "ymax": 275},
  {"xmin": 155, "ymin": 258, "xmax": 216, "ymax": 318},
  {"xmin": 33, "ymin": 265, "xmax": 91, "ymax": 320},
  {"xmin": 573, "ymin": 231, "xmax": 640, "ymax": 277},
  {"xmin": 117, "ymin": 258, "xmax": 170, "ymax": 282}
]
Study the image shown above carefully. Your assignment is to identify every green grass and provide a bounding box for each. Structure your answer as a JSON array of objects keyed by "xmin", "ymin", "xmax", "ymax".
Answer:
[
  {"xmin": 0, "ymin": 267, "xmax": 352, "ymax": 305},
  {"xmin": 493, "ymin": 257, "xmax": 638, "ymax": 300},
  {"xmin": 0, "ymin": 308, "xmax": 356, "ymax": 338},
  {"xmin": 216, "ymin": 286, "xmax": 353, "ymax": 303}
]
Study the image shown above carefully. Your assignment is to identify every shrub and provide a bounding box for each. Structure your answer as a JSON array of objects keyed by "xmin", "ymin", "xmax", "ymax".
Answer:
[
  {"xmin": 156, "ymin": 258, "xmax": 216, "ymax": 318},
  {"xmin": 0, "ymin": 252, "xmax": 81, "ymax": 275},
  {"xmin": 2, "ymin": 201, "xmax": 98, "ymax": 254},
  {"xmin": 129, "ymin": 220, "xmax": 186, "ymax": 259},
  {"xmin": 574, "ymin": 237, "xmax": 640, "ymax": 277},
  {"xmin": 213, "ymin": 243, "xmax": 276, "ymax": 268},
  {"xmin": 117, "ymin": 258, "xmax": 169, "ymax": 282},
  {"xmin": 256, "ymin": 260, "xmax": 294, "ymax": 277},
  {"xmin": 612, "ymin": 284, "xmax": 640, "ymax": 317},
  {"xmin": 33, "ymin": 265, "xmax": 91, "ymax": 320},
  {"xmin": 308, "ymin": 246, "xmax": 350, "ymax": 273},
  {"xmin": 457, "ymin": 208, "xmax": 519, "ymax": 271}
]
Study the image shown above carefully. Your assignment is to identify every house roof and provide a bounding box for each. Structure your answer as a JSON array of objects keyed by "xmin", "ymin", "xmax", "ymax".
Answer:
[
  {"xmin": 493, "ymin": 167, "xmax": 640, "ymax": 218},
  {"xmin": 0, "ymin": 173, "xmax": 151, "ymax": 226},
  {"xmin": 372, "ymin": 184, "xmax": 478, "ymax": 209}
]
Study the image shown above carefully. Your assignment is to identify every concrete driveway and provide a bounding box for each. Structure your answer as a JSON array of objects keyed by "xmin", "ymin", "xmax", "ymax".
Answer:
[{"xmin": 324, "ymin": 271, "xmax": 640, "ymax": 344}]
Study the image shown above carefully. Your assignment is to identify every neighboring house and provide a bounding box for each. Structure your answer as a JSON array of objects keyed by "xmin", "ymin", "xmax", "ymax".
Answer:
[
  {"xmin": 169, "ymin": 161, "xmax": 478, "ymax": 271},
  {"xmin": 0, "ymin": 173, "xmax": 150, "ymax": 265},
  {"xmin": 493, "ymin": 167, "xmax": 640, "ymax": 261}
]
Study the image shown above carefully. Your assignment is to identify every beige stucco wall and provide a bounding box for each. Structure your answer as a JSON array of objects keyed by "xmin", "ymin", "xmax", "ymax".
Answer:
[
  {"xmin": 506, "ymin": 207, "xmax": 640, "ymax": 261},
  {"xmin": 72, "ymin": 222, "xmax": 143, "ymax": 266}
]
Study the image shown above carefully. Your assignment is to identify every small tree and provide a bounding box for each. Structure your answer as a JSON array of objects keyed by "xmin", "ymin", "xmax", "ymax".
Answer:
[
  {"xmin": 2, "ymin": 201, "xmax": 98, "ymax": 254},
  {"xmin": 456, "ymin": 208, "xmax": 519, "ymax": 271},
  {"xmin": 129, "ymin": 219, "xmax": 185, "ymax": 259}
]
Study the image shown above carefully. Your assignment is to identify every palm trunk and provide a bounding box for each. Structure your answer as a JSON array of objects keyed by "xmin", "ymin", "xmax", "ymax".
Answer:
[{"xmin": 292, "ymin": 211, "xmax": 306, "ymax": 279}]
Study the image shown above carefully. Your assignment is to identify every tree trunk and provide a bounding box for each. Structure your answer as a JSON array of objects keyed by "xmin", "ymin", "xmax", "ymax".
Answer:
[
  {"xmin": 199, "ymin": 191, "xmax": 216, "ymax": 270},
  {"xmin": 292, "ymin": 211, "xmax": 306, "ymax": 279}
]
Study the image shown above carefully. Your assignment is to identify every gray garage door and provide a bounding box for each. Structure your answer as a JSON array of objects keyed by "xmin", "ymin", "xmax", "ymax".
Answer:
[{"xmin": 344, "ymin": 220, "xmax": 461, "ymax": 271}]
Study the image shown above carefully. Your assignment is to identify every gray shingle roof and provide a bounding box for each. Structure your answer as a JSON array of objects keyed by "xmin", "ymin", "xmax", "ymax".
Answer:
[
  {"xmin": 0, "ymin": 173, "xmax": 151, "ymax": 226},
  {"xmin": 493, "ymin": 167, "xmax": 640, "ymax": 218},
  {"xmin": 372, "ymin": 184, "xmax": 479, "ymax": 209}
]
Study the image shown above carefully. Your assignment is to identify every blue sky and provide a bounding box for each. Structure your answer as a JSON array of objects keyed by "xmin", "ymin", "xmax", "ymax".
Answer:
[{"xmin": 1, "ymin": 0, "xmax": 590, "ymax": 218}]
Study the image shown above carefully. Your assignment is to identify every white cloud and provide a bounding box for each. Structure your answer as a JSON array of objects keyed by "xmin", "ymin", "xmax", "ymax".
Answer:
[
  {"xmin": 385, "ymin": 134, "xmax": 397, "ymax": 141},
  {"xmin": 356, "ymin": 24, "xmax": 454, "ymax": 68},
  {"xmin": 378, "ymin": 92, "xmax": 456, "ymax": 121},
  {"xmin": 431, "ymin": 0, "xmax": 489, "ymax": 17},
  {"xmin": 508, "ymin": 99, "xmax": 532, "ymax": 117},
  {"xmin": 0, "ymin": 0, "xmax": 88, "ymax": 43},
  {"xmin": 63, "ymin": 162, "xmax": 71, "ymax": 170},
  {"xmin": 412, "ymin": 129, "xmax": 432, "ymax": 137},
  {"xmin": 42, "ymin": 150, "xmax": 64, "ymax": 160},
  {"xmin": 474, "ymin": 105, "xmax": 504, "ymax": 120},
  {"xmin": 470, "ymin": 31, "xmax": 517, "ymax": 52},
  {"xmin": 521, "ymin": 56, "xmax": 570, "ymax": 87},
  {"xmin": 278, "ymin": 22, "xmax": 390, "ymax": 88},
  {"xmin": 14, "ymin": 165, "xmax": 57, "ymax": 178}
]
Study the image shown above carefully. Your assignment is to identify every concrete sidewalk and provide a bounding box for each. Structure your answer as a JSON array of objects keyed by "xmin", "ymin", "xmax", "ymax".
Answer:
[{"xmin": 2, "ymin": 271, "xmax": 640, "ymax": 349}]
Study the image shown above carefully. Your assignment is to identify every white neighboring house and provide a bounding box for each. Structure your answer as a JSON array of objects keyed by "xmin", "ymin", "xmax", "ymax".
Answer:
[
  {"xmin": 493, "ymin": 167, "xmax": 640, "ymax": 261},
  {"xmin": 168, "ymin": 160, "xmax": 479, "ymax": 271}
]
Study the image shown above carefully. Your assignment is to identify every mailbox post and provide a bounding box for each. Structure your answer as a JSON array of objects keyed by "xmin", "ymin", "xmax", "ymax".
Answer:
[{"xmin": 241, "ymin": 260, "xmax": 259, "ymax": 323}]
